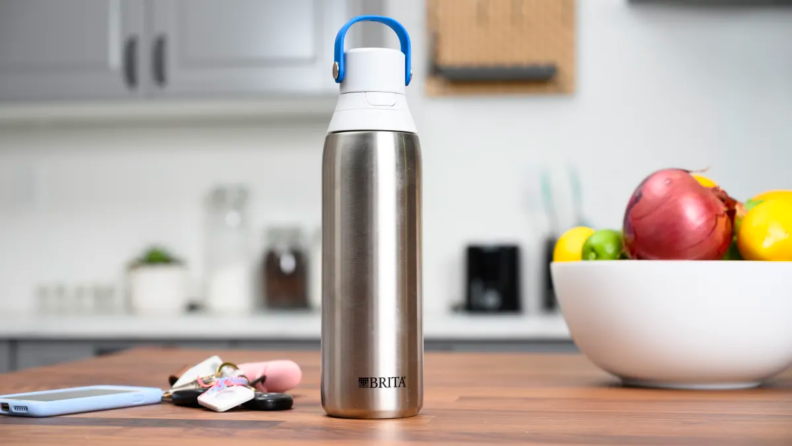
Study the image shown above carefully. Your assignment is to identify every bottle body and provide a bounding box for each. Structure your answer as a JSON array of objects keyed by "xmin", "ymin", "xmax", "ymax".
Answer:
[{"xmin": 321, "ymin": 130, "xmax": 423, "ymax": 419}]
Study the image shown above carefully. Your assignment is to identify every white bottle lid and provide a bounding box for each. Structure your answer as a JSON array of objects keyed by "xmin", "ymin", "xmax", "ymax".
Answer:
[
  {"xmin": 340, "ymin": 48, "xmax": 406, "ymax": 95},
  {"xmin": 327, "ymin": 17, "xmax": 416, "ymax": 134}
]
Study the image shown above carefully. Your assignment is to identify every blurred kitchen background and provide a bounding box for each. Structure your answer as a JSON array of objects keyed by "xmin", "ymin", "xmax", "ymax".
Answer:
[{"xmin": 0, "ymin": 0, "xmax": 790, "ymax": 371}]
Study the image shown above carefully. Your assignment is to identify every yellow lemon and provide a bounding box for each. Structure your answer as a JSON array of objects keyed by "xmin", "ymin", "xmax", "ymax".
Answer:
[
  {"xmin": 692, "ymin": 174, "xmax": 718, "ymax": 188},
  {"xmin": 752, "ymin": 190, "xmax": 792, "ymax": 204},
  {"xmin": 554, "ymin": 227, "xmax": 596, "ymax": 262},
  {"xmin": 737, "ymin": 199, "xmax": 792, "ymax": 261}
]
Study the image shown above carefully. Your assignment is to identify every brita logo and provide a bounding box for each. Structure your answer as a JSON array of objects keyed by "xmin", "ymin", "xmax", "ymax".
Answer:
[{"xmin": 358, "ymin": 376, "xmax": 407, "ymax": 389}]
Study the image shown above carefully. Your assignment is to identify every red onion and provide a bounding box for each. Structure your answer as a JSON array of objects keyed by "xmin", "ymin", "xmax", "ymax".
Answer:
[{"xmin": 623, "ymin": 169, "xmax": 733, "ymax": 260}]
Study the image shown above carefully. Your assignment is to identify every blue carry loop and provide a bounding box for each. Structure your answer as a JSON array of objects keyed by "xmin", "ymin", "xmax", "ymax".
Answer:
[{"xmin": 333, "ymin": 15, "xmax": 412, "ymax": 86}]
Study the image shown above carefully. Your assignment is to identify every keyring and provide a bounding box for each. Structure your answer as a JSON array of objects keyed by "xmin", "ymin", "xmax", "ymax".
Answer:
[
  {"xmin": 216, "ymin": 362, "xmax": 239, "ymax": 374},
  {"xmin": 249, "ymin": 375, "xmax": 267, "ymax": 388}
]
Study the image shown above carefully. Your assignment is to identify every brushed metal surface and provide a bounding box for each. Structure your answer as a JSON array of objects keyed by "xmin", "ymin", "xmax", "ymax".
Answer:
[{"xmin": 321, "ymin": 131, "xmax": 423, "ymax": 419}]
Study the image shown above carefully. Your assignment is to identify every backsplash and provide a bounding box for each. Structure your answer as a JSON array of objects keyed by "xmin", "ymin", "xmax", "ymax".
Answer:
[
  {"xmin": 1, "ymin": 0, "xmax": 791, "ymax": 315},
  {"xmin": 0, "ymin": 122, "xmax": 327, "ymax": 313}
]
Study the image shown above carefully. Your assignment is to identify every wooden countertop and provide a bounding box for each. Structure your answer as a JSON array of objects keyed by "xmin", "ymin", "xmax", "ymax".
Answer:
[{"xmin": 0, "ymin": 348, "xmax": 790, "ymax": 445}]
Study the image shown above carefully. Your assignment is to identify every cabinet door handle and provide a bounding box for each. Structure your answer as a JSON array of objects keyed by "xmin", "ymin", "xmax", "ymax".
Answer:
[
  {"xmin": 153, "ymin": 35, "xmax": 167, "ymax": 87},
  {"xmin": 123, "ymin": 36, "xmax": 138, "ymax": 89}
]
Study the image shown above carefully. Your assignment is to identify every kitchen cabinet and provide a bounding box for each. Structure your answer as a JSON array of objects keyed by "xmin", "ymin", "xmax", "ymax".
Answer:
[
  {"xmin": 13, "ymin": 340, "xmax": 232, "ymax": 370},
  {"xmin": 15, "ymin": 341, "xmax": 96, "ymax": 370},
  {"xmin": 5, "ymin": 339, "xmax": 577, "ymax": 371},
  {"xmin": 0, "ymin": 342, "xmax": 10, "ymax": 373},
  {"xmin": 0, "ymin": 0, "xmax": 371, "ymax": 103},
  {"xmin": 148, "ymin": 0, "xmax": 348, "ymax": 97},
  {"xmin": 0, "ymin": 0, "xmax": 144, "ymax": 101}
]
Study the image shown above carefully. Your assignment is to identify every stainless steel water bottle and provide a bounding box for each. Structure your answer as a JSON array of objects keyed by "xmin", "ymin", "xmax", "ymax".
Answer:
[{"xmin": 321, "ymin": 16, "xmax": 423, "ymax": 419}]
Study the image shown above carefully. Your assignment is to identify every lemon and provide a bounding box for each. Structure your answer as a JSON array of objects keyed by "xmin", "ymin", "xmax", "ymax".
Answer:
[
  {"xmin": 692, "ymin": 174, "xmax": 718, "ymax": 188},
  {"xmin": 737, "ymin": 199, "xmax": 792, "ymax": 261},
  {"xmin": 752, "ymin": 190, "xmax": 792, "ymax": 203},
  {"xmin": 554, "ymin": 227, "xmax": 596, "ymax": 262}
]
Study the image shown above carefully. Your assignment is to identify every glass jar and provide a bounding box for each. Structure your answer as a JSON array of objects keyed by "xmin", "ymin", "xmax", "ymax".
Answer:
[
  {"xmin": 204, "ymin": 186, "xmax": 252, "ymax": 314},
  {"xmin": 262, "ymin": 226, "xmax": 308, "ymax": 309}
]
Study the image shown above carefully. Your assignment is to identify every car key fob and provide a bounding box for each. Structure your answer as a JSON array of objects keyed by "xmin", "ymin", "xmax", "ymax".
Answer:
[
  {"xmin": 171, "ymin": 388, "xmax": 207, "ymax": 408},
  {"xmin": 242, "ymin": 392, "xmax": 293, "ymax": 411}
]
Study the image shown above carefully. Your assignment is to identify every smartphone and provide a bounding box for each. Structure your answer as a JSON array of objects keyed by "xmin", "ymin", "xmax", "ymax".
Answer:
[{"xmin": 0, "ymin": 385, "xmax": 162, "ymax": 417}]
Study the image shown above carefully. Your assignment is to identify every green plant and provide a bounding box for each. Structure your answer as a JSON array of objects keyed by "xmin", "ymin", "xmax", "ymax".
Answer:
[{"xmin": 130, "ymin": 246, "xmax": 183, "ymax": 269}]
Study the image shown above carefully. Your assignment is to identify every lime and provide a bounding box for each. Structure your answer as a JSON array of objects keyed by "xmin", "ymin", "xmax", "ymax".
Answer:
[
  {"xmin": 582, "ymin": 229, "xmax": 625, "ymax": 261},
  {"xmin": 723, "ymin": 239, "xmax": 743, "ymax": 260}
]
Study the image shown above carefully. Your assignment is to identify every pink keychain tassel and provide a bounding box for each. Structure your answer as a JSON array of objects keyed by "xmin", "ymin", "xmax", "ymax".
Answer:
[{"xmin": 238, "ymin": 360, "xmax": 302, "ymax": 393}]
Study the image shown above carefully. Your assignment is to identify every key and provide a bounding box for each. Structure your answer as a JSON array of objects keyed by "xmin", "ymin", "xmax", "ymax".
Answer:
[
  {"xmin": 165, "ymin": 367, "xmax": 234, "ymax": 403},
  {"xmin": 242, "ymin": 392, "xmax": 293, "ymax": 411},
  {"xmin": 167, "ymin": 372, "xmax": 219, "ymax": 395},
  {"xmin": 171, "ymin": 355, "xmax": 223, "ymax": 389},
  {"xmin": 167, "ymin": 361, "xmax": 241, "ymax": 395}
]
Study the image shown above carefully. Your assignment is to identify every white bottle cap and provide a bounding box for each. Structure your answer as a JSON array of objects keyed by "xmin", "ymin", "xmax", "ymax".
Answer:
[
  {"xmin": 340, "ymin": 48, "xmax": 406, "ymax": 95},
  {"xmin": 327, "ymin": 48, "xmax": 416, "ymax": 134}
]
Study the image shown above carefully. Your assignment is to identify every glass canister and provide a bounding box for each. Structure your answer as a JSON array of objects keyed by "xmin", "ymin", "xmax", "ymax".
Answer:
[
  {"xmin": 262, "ymin": 226, "xmax": 308, "ymax": 309},
  {"xmin": 204, "ymin": 186, "xmax": 252, "ymax": 314}
]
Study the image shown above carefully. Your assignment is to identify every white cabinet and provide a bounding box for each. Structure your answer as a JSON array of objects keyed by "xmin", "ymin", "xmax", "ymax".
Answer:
[
  {"xmin": 0, "ymin": 0, "xmax": 144, "ymax": 101},
  {"xmin": 148, "ymin": 0, "xmax": 348, "ymax": 97}
]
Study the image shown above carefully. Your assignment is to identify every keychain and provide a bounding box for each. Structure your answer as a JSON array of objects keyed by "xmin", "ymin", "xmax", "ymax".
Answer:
[
  {"xmin": 163, "ymin": 360, "xmax": 293, "ymax": 412},
  {"xmin": 170, "ymin": 388, "xmax": 293, "ymax": 411},
  {"xmin": 197, "ymin": 376, "xmax": 255, "ymax": 412},
  {"xmin": 169, "ymin": 356, "xmax": 223, "ymax": 390},
  {"xmin": 163, "ymin": 361, "xmax": 240, "ymax": 397}
]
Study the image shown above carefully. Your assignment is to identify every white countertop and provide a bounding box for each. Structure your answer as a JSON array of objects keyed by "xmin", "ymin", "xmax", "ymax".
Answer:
[{"xmin": 0, "ymin": 313, "xmax": 570, "ymax": 341}]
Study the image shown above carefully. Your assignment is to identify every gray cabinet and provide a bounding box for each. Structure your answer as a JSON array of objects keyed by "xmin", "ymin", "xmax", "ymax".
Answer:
[
  {"xmin": 15, "ymin": 341, "xmax": 95, "ymax": 370},
  {"xmin": 0, "ymin": 342, "xmax": 10, "ymax": 373},
  {"xmin": 13, "ymin": 340, "xmax": 233, "ymax": 371},
  {"xmin": 148, "ymin": 0, "xmax": 348, "ymax": 97},
  {"xmin": 0, "ymin": 0, "xmax": 365, "ymax": 102},
  {"xmin": 0, "ymin": 0, "xmax": 144, "ymax": 101}
]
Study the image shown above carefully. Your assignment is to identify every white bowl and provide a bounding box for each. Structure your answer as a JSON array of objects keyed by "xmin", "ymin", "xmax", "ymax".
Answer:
[{"xmin": 551, "ymin": 261, "xmax": 792, "ymax": 389}]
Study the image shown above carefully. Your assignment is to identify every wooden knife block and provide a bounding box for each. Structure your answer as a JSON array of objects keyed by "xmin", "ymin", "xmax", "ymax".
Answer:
[{"xmin": 426, "ymin": 0, "xmax": 576, "ymax": 96}]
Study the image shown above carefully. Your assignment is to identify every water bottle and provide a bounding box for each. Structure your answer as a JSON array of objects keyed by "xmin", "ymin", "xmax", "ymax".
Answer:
[{"xmin": 321, "ymin": 16, "xmax": 423, "ymax": 419}]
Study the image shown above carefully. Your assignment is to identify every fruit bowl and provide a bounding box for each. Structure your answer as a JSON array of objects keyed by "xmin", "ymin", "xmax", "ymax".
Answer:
[{"xmin": 551, "ymin": 261, "xmax": 792, "ymax": 389}]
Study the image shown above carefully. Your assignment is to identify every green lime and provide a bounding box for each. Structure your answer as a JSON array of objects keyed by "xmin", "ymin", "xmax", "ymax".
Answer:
[
  {"xmin": 582, "ymin": 229, "xmax": 625, "ymax": 261},
  {"xmin": 723, "ymin": 237, "xmax": 743, "ymax": 261}
]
